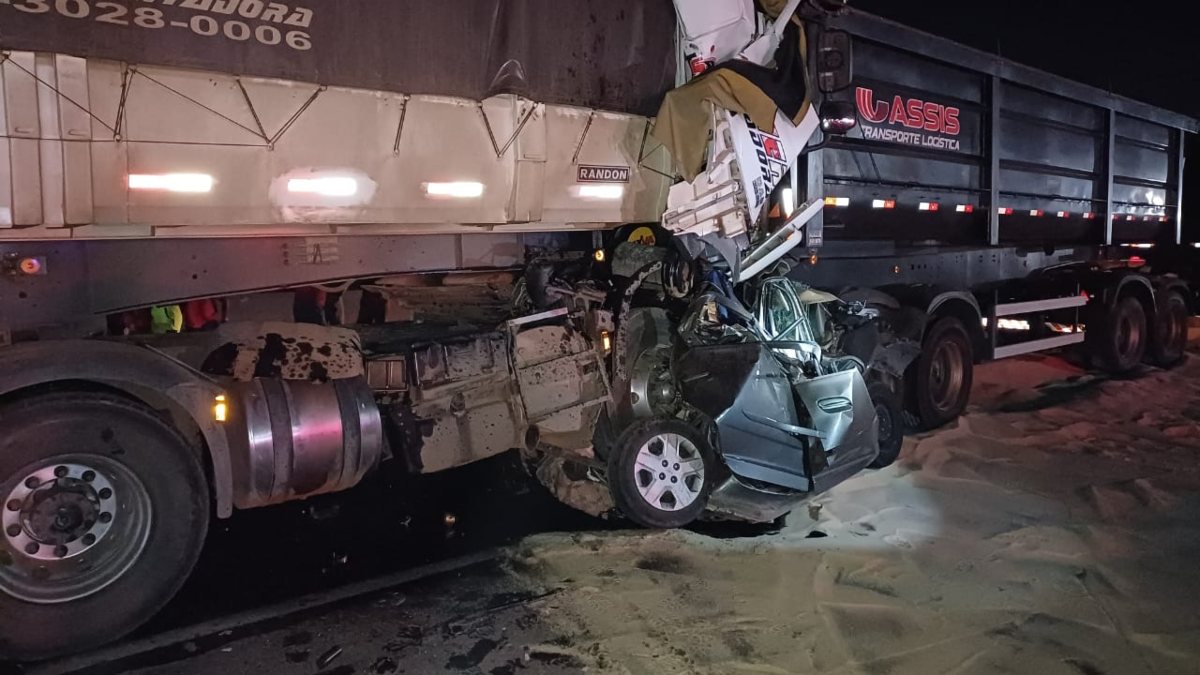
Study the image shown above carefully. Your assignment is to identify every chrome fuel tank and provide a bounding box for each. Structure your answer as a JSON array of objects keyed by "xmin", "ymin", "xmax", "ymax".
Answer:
[{"xmin": 226, "ymin": 376, "xmax": 383, "ymax": 509}]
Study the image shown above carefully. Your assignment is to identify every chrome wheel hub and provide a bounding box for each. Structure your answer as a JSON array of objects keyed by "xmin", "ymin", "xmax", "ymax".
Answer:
[
  {"xmin": 633, "ymin": 433, "xmax": 705, "ymax": 512},
  {"xmin": 1, "ymin": 456, "xmax": 151, "ymax": 604},
  {"xmin": 4, "ymin": 464, "xmax": 114, "ymax": 561},
  {"xmin": 629, "ymin": 348, "xmax": 678, "ymax": 419}
]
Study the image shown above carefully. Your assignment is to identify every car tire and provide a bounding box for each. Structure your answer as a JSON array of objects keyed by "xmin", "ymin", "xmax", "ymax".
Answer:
[
  {"xmin": 0, "ymin": 392, "xmax": 209, "ymax": 661},
  {"xmin": 868, "ymin": 381, "xmax": 905, "ymax": 469},
  {"xmin": 908, "ymin": 317, "xmax": 974, "ymax": 430},
  {"xmin": 1148, "ymin": 289, "xmax": 1188, "ymax": 368},
  {"xmin": 1091, "ymin": 295, "xmax": 1148, "ymax": 375},
  {"xmin": 607, "ymin": 419, "xmax": 715, "ymax": 529}
]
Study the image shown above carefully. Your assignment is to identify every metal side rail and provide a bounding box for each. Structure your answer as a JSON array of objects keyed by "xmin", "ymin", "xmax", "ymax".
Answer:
[{"xmin": 988, "ymin": 293, "xmax": 1088, "ymax": 360}]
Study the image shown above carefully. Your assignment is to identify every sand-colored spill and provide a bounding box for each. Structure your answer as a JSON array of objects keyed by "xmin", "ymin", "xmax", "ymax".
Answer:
[{"xmin": 509, "ymin": 355, "xmax": 1200, "ymax": 674}]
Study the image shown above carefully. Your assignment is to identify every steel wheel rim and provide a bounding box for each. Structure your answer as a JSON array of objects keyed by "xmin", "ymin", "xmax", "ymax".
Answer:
[
  {"xmin": 1117, "ymin": 313, "xmax": 1142, "ymax": 358},
  {"xmin": 1163, "ymin": 302, "xmax": 1184, "ymax": 352},
  {"xmin": 632, "ymin": 433, "xmax": 705, "ymax": 512},
  {"xmin": 929, "ymin": 340, "xmax": 965, "ymax": 413},
  {"xmin": 875, "ymin": 401, "xmax": 895, "ymax": 446},
  {"xmin": 1, "ymin": 455, "xmax": 152, "ymax": 604},
  {"xmin": 629, "ymin": 348, "xmax": 676, "ymax": 419}
]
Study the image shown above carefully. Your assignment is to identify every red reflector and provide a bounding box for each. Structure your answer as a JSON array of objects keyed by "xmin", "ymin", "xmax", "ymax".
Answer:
[
  {"xmin": 1129, "ymin": 256, "xmax": 1146, "ymax": 266},
  {"xmin": 1056, "ymin": 211, "xmax": 1069, "ymax": 218},
  {"xmin": 18, "ymin": 258, "xmax": 41, "ymax": 275},
  {"xmin": 1160, "ymin": 216, "xmax": 1169, "ymax": 223},
  {"xmin": 998, "ymin": 207, "xmax": 1013, "ymax": 216},
  {"xmin": 1030, "ymin": 209, "xmax": 1044, "ymax": 217},
  {"xmin": 1126, "ymin": 215, "xmax": 1136, "ymax": 221},
  {"xmin": 1083, "ymin": 212, "xmax": 1095, "ymax": 220},
  {"xmin": 885, "ymin": 199, "xmax": 896, "ymax": 209}
]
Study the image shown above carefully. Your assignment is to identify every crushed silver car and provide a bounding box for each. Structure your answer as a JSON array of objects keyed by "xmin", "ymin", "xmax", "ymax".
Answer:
[{"xmin": 573, "ymin": 267, "xmax": 909, "ymax": 529}]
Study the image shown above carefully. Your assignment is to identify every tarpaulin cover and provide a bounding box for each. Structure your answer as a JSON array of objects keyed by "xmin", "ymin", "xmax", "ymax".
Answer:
[{"xmin": 0, "ymin": 0, "xmax": 677, "ymax": 116}]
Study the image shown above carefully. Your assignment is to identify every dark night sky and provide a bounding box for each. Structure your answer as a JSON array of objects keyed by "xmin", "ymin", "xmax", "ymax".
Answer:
[
  {"xmin": 851, "ymin": 1, "xmax": 1198, "ymax": 115},
  {"xmin": 852, "ymin": 0, "xmax": 1199, "ymax": 217}
]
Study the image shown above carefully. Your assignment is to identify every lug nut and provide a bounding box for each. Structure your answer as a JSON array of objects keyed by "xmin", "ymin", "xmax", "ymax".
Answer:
[
  {"xmin": 5, "ymin": 499, "xmax": 20, "ymax": 512},
  {"xmin": 54, "ymin": 466, "xmax": 69, "ymax": 478},
  {"xmin": 99, "ymin": 512, "xmax": 113, "ymax": 524},
  {"xmin": 5, "ymin": 525, "xmax": 20, "ymax": 538},
  {"xmin": 98, "ymin": 488, "xmax": 113, "ymax": 500},
  {"xmin": 24, "ymin": 477, "xmax": 39, "ymax": 489},
  {"xmin": 674, "ymin": 463, "xmax": 680, "ymax": 470},
  {"xmin": 54, "ymin": 545, "xmax": 69, "ymax": 558},
  {"xmin": 82, "ymin": 534, "xmax": 96, "ymax": 547},
  {"xmin": 662, "ymin": 460, "xmax": 668, "ymax": 467},
  {"xmin": 24, "ymin": 542, "xmax": 39, "ymax": 555},
  {"xmin": 671, "ymin": 477, "xmax": 678, "ymax": 484},
  {"xmin": 82, "ymin": 471, "xmax": 96, "ymax": 483},
  {"xmin": 659, "ymin": 473, "xmax": 666, "ymax": 480}
]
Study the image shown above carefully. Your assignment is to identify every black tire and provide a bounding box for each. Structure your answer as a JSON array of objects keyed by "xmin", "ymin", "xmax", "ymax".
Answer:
[
  {"xmin": 907, "ymin": 317, "xmax": 974, "ymax": 430},
  {"xmin": 0, "ymin": 393, "xmax": 209, "ymax": 661},
  {"xmin": 607, "ymin": 419, "xmax": 715, "ymax": 529},
  {"xmin": 867, "ymin": 381, "xmax": 905, "ymax": 469},
  {"xmin": 1091, "ymin": 295, "xmax": 1148, "ymax": 375},
  {"xmin": 1148, "ymin": 290, "xmax": 1189, "ymax": 368}
]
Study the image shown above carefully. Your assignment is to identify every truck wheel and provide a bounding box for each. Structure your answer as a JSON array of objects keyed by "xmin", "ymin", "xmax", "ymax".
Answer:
[
  {"xmin": 607, "ymin": 419, "xmax": 714, "ymax": 529},
  {"xmin": 0, "ymin": 393, "xmax": 209, "ymax": 661},
  {"xmin": 1148, "ymin": 290, "xmax": 1189, "ymax": 368},
  {"xmin": 614, "ymin": 308, "xmax": 674, "ymax": 423},
  {"xmin": 1092, "ymin": 295, "xmax": 1148, "ymax": 375},
  {"xmin": 868, "ymin": 382, "xmax": 904, "ymax": 469},
  {"xmin": 908, "ymin": 317, "xmax": 974, "ymax": 430}
]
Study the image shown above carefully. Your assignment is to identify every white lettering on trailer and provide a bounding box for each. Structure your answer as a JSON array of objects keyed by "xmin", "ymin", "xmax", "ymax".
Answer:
[
  {"xmin": 861, "ymin": 124, "xmax": 961, "ymax": 152},
  {"xmin": 577, "ymin": 166, "xmax": 630, "ymax": 183},
  {"xmin": 1, "ymin": 0, "xmax": 314, "ymax": 51}
]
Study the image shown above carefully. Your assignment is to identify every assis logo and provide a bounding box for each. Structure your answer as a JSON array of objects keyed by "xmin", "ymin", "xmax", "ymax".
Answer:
[{"xmin": 855, "ymin": 87, "xmax": 961, "ymax": 136}]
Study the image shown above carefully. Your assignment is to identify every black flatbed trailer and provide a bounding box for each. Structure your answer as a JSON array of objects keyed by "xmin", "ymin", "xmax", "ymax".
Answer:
[
  {"xmin": 810, "ymin": 9, "xmax": 1195, "ymax": 251},
  {"xmin": 773, "ymin": 9, "xmax": 1196, "ymax": 392}
]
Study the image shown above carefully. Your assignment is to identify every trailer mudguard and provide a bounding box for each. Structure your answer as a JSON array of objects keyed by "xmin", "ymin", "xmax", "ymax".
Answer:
[
  {"xmin": 0, "ymin": 340, "xmax": 235, "ymax": 517},
  {"xmin": 1107, "ymin": 274, "xmax": 1155, "ymax": 308}
]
